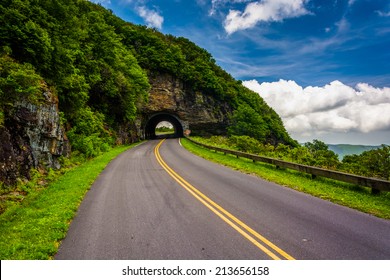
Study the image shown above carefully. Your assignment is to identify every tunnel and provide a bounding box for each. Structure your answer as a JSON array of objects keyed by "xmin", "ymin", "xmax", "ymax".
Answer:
[{"xmin": 144, "ymin": 113, "xmax": 184, "ymax": 139}]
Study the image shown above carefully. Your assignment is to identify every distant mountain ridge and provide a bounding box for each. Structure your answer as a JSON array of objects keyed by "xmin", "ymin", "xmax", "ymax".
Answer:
[{"xmin": 327, "ymin": 144, "xmax": 380, "ymax": 159}]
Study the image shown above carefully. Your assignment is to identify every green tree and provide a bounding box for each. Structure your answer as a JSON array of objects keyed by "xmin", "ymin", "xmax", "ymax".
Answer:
[
  {"xmin": 304, "ymin": 140, "xmax": 339, "ymax": 169},
  {"xmin": 66, "ymin": 107, "xmax": 112, "ymax": 158},
  {"xmin": 0, "ymin": 0, "xmax": 296, "ymax": 158},
  {"xmin": 342, "ymin": 145, "xmax": 390, "ymax": 180},
  {"xmin": 228, "ymin": 104, "xmax": 268, "ymax": 142},
  {"xmin": 0, "ymin": 54, "xmax": 43, "ymax": 104},
  {"xmin": 228, "ymin": 135, "xmax": 263, "ymax": 154}
]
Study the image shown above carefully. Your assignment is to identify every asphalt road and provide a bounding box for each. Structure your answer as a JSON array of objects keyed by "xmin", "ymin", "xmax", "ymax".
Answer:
[{"xmin": 56, "ymin": 139, "xmax": 390, "ymax": 259}]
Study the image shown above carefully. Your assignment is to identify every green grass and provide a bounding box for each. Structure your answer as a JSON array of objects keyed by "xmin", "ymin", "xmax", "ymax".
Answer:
[
  {"xmin": 0, "ymin": 143, "xmax": 139, "ymax": 260},
  {"xmin": 155, "ymin": 131, "xmax": 175, "ymax": 135},
  {"xmin": 155, "ymin": 128, "xmax": 175, "ymax": 135},
  {"xmin": 181, "ymin": 138, "xmax": 390, "ymax": 220}
]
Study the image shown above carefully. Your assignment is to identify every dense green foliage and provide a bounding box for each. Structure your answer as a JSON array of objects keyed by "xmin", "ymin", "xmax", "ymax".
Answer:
[
  {"xmin": 342, "ymin": 145, "xmax": 390, "ymax": 180},
  {"xmin": 118, "ymin": 24, "xmax": 295, "ymax": 145},
  {"xmin": 0, "ymin": 0, "xmax": 150, "ymax": 156},
  {"xmin": 0, "ymin": 0, "xmax": 296, "ymax": 159},
  {"xmin": 1, "ymin": 0, "xmax": 386, "ymax": 185},
  {"xmin": 0, "ymin": 0, "xmax": 296, "ymax": 156},
  {"xmin": 193, "ymin": 136, "xmax": 389, "ymax": 180},
  {"xmin": 0, "ymin": 50, "xmax": 44, "ymax": 106}
]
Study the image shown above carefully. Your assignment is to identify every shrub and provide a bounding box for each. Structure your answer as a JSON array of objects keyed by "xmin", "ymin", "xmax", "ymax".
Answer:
[
  {"xmin": 228, "ymin": 135, "xmax": 263, "ymax": 154},
  {"xmin": 67, "ymin": 107, "xmax": 113, "ymax": 157}
]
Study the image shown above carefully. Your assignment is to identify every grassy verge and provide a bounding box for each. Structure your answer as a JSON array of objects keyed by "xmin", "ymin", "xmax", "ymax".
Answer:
[
  {"xmin": 0, "ymin": 143, "xmax": 139, "ymax": 260},
  {"xmin": 181, "ymin": 138, "xmax": 390, "ymax": 220}
]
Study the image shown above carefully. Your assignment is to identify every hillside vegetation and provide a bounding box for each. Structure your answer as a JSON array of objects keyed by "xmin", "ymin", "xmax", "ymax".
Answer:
[
  {"xmin": 182, "ymin": 138, "xmax": 390, "ymax": 219},
  {"xmin": 0, "ymin": 0, "xmax": 296, "ymax": 161},
  {"xmin": 191, "ymin": 136, "xmax": 390, "ymax": 181},
  {"xmin": 0, "ymin": 0, "xmax": 150, "ymax": 158}
]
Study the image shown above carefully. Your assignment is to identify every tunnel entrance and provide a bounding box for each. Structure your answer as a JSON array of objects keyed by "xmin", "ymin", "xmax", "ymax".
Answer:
[
  {"xmin": 144, "ymin": 113, "xmax": 184, "ymax": 139},
  {"xmin": 155, "ymin": 121, "xmax": 174, "ymax": 137}
]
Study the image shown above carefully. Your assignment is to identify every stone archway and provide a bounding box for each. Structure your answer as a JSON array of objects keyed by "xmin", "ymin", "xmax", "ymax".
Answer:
[{"xmin": 144, "ymin": 113, "xmax": 185, "ymax": 139}]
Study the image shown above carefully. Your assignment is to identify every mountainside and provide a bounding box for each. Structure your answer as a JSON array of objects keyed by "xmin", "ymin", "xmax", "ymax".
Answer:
[
  {"xmin": 327, "ymin": 144, "xmax": 379, "ymax": 160},
  {"xmin": 0, "ymin": 0, "xmax": 296, "ymax": 184}
]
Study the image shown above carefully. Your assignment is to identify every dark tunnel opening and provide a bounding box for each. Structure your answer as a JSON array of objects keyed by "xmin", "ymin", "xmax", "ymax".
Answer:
[{"xmin": 144, "ymin": 113, "xmax": 184, "ymax": 139}]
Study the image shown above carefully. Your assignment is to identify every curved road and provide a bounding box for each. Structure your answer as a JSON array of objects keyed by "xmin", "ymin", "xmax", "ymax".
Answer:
[{"xmin": 56, "ymin": 139, "xmax": 390, "ymax": 259}]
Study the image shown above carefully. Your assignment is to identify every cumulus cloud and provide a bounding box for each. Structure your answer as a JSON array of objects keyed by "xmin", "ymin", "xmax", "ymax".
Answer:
[
  {"xmin": 243, "ymin": 79, "xmax": 390, "ymax": 140},
  {"xmin": 224, "ymin": 0, "xmax": 310, "ymax": 34},
  {"xmin": 108, "ymin": 1, "xmax": 164, "ymax": 29},
  {"xmin": 137, "ymin": 6, "xmax": 164, "ymax": 29}
]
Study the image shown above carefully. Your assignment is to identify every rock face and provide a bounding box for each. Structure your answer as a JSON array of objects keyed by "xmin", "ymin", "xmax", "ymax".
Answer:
[
  {"xmin": 0, "ymin": 85, "xmax": 70, "ymax": 185},
  {"xmin": 0, "ymin": 72, "xmax": 231, "ymax": 184},
  {"xmin": 141, "ymin": 72, "xmax": 233, "ymax": 137}
]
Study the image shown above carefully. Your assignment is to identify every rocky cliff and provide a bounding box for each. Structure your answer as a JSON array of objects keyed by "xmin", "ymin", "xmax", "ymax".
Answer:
[
  {"xmin": 0, "ymin": 71, "xmax": 232, "ymax": 185},
  {"xmin": 141, "ymin": 72, "xmax": 233, "ymax": 136},
  {"xmin": 0, "ymin": 84, "xmax": 70, "ymax": 185}
]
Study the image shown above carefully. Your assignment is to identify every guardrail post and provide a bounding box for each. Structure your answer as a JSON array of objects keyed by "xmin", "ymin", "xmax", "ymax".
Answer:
[
  {"xmin": 184, "ymin": 136, "xmax": 390, "ymax": 193},
  {"xmin": 371, "ymin": 188, "xmax": 380, "ymax": 195}
]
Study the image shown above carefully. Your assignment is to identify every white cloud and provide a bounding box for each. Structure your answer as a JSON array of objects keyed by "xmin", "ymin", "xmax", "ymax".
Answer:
[
  {"xmin": 137, "ymin": 6, "xmax": 164, "ymax": 29},
  {"xmin": 114, "ymin": 1, "xmax": 164, "ymax": 29},
  {"xmin": 377, "ymin": 10, "xmax": 390, "ymax": 17},
  {"xmin": 243, "ymin": 79, "xmax": 390, "ymax": 143},
  {"xmin": 223, "ymin": 0, "xmax": 310, "ymax": 34},
  {"xmin": 335, "ymin": 17, "xmax": 350, "ymax": 33}
]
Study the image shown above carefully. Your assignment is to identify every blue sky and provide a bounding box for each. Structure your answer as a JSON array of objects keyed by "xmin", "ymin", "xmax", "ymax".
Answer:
[{"xmin": 91, "ymin": 0, "xmax": 390, "ymax": 145}]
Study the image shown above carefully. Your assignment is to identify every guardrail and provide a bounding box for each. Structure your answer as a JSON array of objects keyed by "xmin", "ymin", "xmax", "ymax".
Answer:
[{"xmin": 185, "ymin": 137, "xmax": 390, "ymax": 194}]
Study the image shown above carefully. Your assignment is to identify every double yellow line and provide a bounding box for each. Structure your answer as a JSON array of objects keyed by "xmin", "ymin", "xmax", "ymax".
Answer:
[{"xmin": 154, "ymin": 139, "xmax": 295, "ymax": 260}]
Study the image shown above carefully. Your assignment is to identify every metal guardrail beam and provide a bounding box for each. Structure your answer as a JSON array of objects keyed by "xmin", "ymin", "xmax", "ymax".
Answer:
[{"xmin": 185, "ymin": 137, "xmax": 390, "ymax": 193}]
